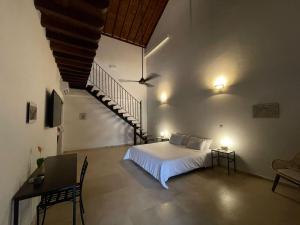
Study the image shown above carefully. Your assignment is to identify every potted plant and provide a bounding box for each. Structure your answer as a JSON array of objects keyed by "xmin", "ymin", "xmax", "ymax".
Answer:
[{"xmin": 36, "ymin": 146, "xmax": 45, "ymax": 168}]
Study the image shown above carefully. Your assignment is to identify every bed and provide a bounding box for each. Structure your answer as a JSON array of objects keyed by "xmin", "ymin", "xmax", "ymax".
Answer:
[{"xmin": 123, "ymin": 141, "xmax": 211, "ymax": 189}]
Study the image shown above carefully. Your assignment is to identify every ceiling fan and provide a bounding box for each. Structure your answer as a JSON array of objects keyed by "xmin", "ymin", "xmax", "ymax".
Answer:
[{"xmin": 119, "ymin": 49, "xmax": 160, "ymax": 87}]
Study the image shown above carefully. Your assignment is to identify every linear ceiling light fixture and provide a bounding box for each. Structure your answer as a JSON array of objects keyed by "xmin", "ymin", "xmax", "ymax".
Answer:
[{"xmin": 145, "ymin": 35, "xmax": 170, "ymax": 58}]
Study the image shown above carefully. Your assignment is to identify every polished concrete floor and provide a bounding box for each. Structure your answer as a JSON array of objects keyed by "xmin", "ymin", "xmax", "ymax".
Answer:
[{"xmin": 43, "ymin": 146, "xmax": 300, "ymax": 225}]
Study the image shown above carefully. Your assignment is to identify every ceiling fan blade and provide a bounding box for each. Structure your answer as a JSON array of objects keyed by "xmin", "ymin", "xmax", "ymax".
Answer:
[
  {"xmin": 144, "ymin": 73, "xmax": 160, "ymax": 82},
  {"xmin": 118, "ymin": 79, "xmax": 139, "ymax": 82},
  {"xmin": 144, "ymin": 83, "xmax": 155, "ymax": 87}
]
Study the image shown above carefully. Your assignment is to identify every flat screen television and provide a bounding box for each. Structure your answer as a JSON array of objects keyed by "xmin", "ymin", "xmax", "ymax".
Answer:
[{"xmin": 48, "ymin": 90, "xmax": 63, "ymax": 127}]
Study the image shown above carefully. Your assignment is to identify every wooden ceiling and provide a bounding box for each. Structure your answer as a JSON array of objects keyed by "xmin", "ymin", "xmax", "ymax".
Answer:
[
  {"xmin": 34, "ymin": 0, "xmax": 168, "ymax": 89},
  {"xmin": 103, "ymin": 0, "xmax": 169, "ymax": 47}
]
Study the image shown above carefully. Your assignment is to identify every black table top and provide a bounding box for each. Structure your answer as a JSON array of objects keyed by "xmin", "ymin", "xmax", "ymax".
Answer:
[{"xmin": 13, "ymin": 154, "xmax": 77, "ymax": 201}]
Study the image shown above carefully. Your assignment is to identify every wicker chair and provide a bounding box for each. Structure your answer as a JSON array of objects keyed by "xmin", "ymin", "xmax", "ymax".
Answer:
[{"xmin": 271, "ymin": 153, "xmax": 300, "ymax": 192}]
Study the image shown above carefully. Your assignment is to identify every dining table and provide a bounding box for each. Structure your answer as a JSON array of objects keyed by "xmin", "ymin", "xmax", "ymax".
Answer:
[{"xmin": 12, "ymin": 154, "xmax": 78, "ymax": 225}]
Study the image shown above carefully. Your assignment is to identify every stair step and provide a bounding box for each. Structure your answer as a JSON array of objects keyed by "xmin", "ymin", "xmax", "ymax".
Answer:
[
  {"xmin": 103, "ymin": 99, "xmax": 111, "ymax": 104},
  {"xmin": 107, "ymin": 103, "xmax": 117, "ymax": 107},
  {"xmin": 86, "ymin": 85, "xmax": 93, "ymax": 91},
  {"xmin": 92, "ymin": 90, "xmax": 99, "ymax": 96}
]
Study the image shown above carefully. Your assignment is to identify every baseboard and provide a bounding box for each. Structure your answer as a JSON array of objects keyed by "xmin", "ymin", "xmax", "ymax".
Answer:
[{"xmin": 64, "ymin": 143, "xmax": 133, "ymax": 153}]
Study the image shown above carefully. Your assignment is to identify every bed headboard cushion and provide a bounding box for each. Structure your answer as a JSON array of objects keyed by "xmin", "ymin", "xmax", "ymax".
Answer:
[
  {"xmin": 169, "ymin": 133, "xmax": 186, "ymax": 145},
  {"xmin": 175, "ymin": 133, "xmax": 190, "ymax": 145},
  {"xmin": 186, "ymin": 137, "xmax": 206, "ymax": 150}
]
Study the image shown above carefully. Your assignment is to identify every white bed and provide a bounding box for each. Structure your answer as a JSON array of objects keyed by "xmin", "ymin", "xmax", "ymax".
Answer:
[{"xmin": 123, "ymin": 141, "xmax": 211, "ymax": 189}]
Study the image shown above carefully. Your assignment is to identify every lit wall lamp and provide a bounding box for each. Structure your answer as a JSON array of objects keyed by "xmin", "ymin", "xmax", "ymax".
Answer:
[
  {"xmin": 160, "ymin": 92, "xmax": 168, "ymax": 104},
  {"xmin": 214, "ymin": 76, "xmax": 227, "ymax": 91}
]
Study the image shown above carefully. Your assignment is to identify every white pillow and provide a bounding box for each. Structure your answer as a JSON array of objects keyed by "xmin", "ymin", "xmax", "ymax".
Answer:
[
  {"xmin": 200, "ymin": 139, "xmax": 213, "ymax": 151},
  {"xmin": 169, "ymin": 134, "xmax": 184, "ymax": 145},
  {"xmin": 186, "ymin": 137, "xmax": 205, "ymax": 150},
  {"xmin": 176, "ymin": 133, "xmax": 190, "ymax": 145}
]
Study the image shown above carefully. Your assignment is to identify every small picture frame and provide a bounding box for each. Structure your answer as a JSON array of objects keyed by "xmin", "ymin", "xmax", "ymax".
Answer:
[
  {"xmin": 79, "ymin": 113, "xmax": 87, "ymax": 120},
  {"xmin": 26, "ymin": 102, "xmax": 37, "ymax": 123}
]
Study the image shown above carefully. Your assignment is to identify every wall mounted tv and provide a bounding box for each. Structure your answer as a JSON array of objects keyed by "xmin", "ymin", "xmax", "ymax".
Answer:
[{"xmin": 48, "ymin": 90, "xmax": 63, "ymax": 127}]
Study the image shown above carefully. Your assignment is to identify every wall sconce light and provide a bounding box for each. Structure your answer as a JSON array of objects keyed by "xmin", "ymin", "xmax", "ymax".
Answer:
[
  {"xmin": 160, "ymin": 93, "xmax": 167, "ymax": 104},
  {"xmin": 214, "ymin": 76, "xmax": 227, "ymax": 91}
]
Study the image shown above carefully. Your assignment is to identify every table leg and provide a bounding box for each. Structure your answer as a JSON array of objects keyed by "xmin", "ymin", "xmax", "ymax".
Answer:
[
  {"xmin": 73, "ymin": 186, "xmax": 76, "ymax": 225},
  {"xmin": 233, "ymin": 152, "xmax": 236, "ymax": 172},
  {"xmin": 217, "ymin": 152, "xmax": 220, "ymax": 166},
  {"xmin": 13, "ymin": 199, "xmax": 19, "ymax": 225},
  {"xmin": 227, "ymin": 154, "xmax": 230, "ymax": 175},
  {"xmin": 211, "ymin": 151, "xmax": 214, "ymax": 168}
]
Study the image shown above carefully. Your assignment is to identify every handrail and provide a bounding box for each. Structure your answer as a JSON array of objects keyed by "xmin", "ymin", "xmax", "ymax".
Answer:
[{"xmin": 88, "ymin": 61, "xmax": 142, "ymax": 127}]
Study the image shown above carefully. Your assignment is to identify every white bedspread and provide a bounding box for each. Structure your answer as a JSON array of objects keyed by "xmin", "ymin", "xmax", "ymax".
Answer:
[{"xmin": 123, "ymin": 142, "xmax": 211, "ymax": 189}]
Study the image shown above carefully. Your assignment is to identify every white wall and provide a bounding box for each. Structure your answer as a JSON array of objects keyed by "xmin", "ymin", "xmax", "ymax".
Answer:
[
  {"xmin": 63, "ymin": 36, "xmax": 147, "ymax": 151},
  {"xmin": 63, "ymin": 89, "xmax": 134, "ymax": 151},
  {"xmin": 0, "ymin": 0, "xmax": 62, "ymax": 225},
  {"xmin": 146, "ymin": 0, "xmax": 300, "ymax": 179}
]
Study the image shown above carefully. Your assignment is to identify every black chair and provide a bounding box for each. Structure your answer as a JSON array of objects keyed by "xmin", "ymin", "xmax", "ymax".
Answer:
[{"xmin": 36, "ymin": 156, "xmax": 88, "ymax": 225}]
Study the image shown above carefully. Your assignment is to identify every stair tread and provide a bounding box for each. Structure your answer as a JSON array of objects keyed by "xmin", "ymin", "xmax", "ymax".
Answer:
[{"xmin": 85, "ymin": 74, "xmax": 147, "ymax": 143}]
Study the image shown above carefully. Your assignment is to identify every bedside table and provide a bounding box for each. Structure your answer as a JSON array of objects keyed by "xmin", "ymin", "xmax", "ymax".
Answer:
[
  {"xmin": 155, "ymin": 137, "xmax": 169, "ymax": 142},
  {"xmin": 211, "ymin": 149, "xmax": 236, "ymax": 175},
  {"xmin": 147, "ymin": 137, "xmax": 169, "ymax": 143}
]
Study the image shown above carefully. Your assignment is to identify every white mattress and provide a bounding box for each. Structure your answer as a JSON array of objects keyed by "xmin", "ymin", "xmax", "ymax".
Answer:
[{"xmin": 123, "ymin": 142, "xmax": 211, "ymax": 189}]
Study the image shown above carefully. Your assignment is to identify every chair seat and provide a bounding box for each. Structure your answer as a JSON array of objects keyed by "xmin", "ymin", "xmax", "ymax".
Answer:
[
  {"xmin": 278, "ymin": 169, "xmax": 300, "ymax": 184},
  {"xmin": 38, "ymin": 184, "xmax": 80, "ymax": 208}
]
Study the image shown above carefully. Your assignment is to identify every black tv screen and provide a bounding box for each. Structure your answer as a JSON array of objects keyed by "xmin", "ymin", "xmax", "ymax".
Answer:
[{"xmin": 49, "ymin": 90, "xmax": 63, "ymax": 127}]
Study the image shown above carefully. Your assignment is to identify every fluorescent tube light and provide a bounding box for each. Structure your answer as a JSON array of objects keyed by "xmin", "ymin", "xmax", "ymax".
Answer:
[{"xmin": 145, "ymin": 36, "xmax": 170, "ymax": 58}]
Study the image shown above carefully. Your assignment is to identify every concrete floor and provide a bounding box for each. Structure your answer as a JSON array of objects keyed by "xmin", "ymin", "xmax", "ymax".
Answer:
[{"xmin": 43, "ymin": 146, "xmax": 300, "ymax": 225}]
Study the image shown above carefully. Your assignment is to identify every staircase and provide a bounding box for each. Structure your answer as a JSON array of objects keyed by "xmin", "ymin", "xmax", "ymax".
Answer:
[{"xmin": 86, "ymin": 62, "xmax": 148, "ymax": 144}]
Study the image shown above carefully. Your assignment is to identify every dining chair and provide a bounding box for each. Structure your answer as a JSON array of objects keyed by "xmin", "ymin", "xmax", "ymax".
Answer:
[{"xmin": 36, "ymin": 156, "xmax": 88, "ymax": 225}]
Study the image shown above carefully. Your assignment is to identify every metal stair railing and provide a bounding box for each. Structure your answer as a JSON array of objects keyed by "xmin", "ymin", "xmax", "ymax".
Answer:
[{"xmin": 87, "ymin": 61, "xmax": 143, "ymax": 137}]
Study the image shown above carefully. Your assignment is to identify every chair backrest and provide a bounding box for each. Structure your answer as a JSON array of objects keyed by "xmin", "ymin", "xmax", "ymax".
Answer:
[
  {"xmin": 293, "ymin": 152, "xmax": 300, "ymax": 167},
  {"xmin": 79, "ymin": 156, "xmax": 88, "ymax": 188}
]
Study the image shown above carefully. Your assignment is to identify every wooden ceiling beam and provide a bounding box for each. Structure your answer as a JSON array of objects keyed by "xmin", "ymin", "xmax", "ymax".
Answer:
[
  {"xmin": 46, "ymin": 30, "xmax": 98, "ymax": 51},
  {"xmin": 117, "ymin": 0, "xmax": 132, "ymax": 38},
  {"xmin": 125, "ymin": 0, "xmax": 140, "ymax": 40},
  {"xmin": 111, "ymin": 0, "xmax": 121, "ymax": 36},
  {"xmin": 34, "ymin": 0, "xmax": 104, "ymax": 30},
  {"xmin": 41, "ymin": 14, "xmax": 101, "ymax": 43},
  {"xmin": 103, "ymin": 0, "xmax": 168, "ymax": 47},
  {"xmin": 131, "ymin": 0, "xmax": 152, "ymax": 43},
  {"xmin": 50, "ymin": 42, "xmax": 96, "ymax": 59},
  {"xmin": 143, "ymin": 0, "xmax": 169, "ymax": 46},
  {"xmin": 134, "ymin": 0, "xmax": 157, "ymax": 44},
  {"xmin": 103, "ymin": 0, "xmax": 120, "ymax": 34}
]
